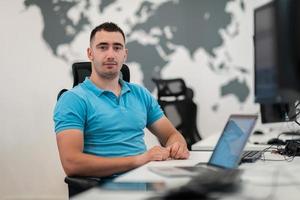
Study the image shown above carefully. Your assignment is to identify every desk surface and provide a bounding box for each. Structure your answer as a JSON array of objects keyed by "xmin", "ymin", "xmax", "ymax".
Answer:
[
  {"xmin": 72, "ymin": 151, "xmax": 300, "ymax": 200},
  {"xmin": 191, "ymin": 130, "xmax": 300, "ymax": 151},
  {"xmin": 192, "ymin": 134, "xmax": 270, "ymax": 151}
]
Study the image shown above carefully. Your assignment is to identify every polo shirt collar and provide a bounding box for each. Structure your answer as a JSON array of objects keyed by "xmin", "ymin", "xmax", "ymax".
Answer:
[
  {"xmin": 83, "ymin": 77, "xmax": 131, "ymax": 96},
  {"xmin": 119, "ymin": 79, "xmax": 131, "ymax": 95}
]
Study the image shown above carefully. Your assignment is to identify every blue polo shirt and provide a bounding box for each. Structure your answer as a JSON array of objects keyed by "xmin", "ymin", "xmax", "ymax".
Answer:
[{"xmin": 53, "ymin": 78, "xmax": 163, "ymax": 157}]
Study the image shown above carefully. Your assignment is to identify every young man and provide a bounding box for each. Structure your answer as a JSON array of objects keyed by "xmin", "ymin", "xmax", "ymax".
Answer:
[{"xmin": 54, "ymin": 22, "xmax": 189, "ymax": 177}]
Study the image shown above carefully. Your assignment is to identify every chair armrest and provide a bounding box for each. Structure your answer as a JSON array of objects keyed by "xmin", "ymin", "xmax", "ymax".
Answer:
[
  {"xmin": 64, "ymin": 176, "xmax": 101, "ymax": 197},
  {"xmin": 64, "ymin": 176, "xmax": 101, "ymax": 189}
]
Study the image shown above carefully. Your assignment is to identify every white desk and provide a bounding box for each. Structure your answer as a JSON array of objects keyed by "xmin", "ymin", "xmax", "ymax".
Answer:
[
  {"xmin": 191, "ymin": 133, "xmax": 270, "ymax": 151},
  {"xmin": 72, "ymin": 151, "xmax": 300, "ymax": 200},
  {"xmin": 191, "ymin": 131, "xmax": 299, "ymax": 151}
]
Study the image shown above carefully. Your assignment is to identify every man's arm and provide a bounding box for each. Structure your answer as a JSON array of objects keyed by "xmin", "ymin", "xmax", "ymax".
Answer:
[
  {"xmin": 148, "ymin": 116, "xmax": 190, "ymax": 159},
  {"xmin": 56, "ymin": 129, "xmax": 170, "ymax": 177}
]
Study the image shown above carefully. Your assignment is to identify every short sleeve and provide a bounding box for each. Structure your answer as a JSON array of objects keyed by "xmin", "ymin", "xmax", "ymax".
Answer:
[
  {"xmin": 53, "ymin": 91, "xmax": 86, "ymax": 134},
  {"xmin": 141, "ymin": 87, "xmax": 164, "ymax": 126}
]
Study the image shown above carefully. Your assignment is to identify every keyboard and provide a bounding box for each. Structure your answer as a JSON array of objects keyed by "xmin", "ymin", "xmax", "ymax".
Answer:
[{"xmin": 241, "ymin": 151, "xmax": 262, "ymax": 163}]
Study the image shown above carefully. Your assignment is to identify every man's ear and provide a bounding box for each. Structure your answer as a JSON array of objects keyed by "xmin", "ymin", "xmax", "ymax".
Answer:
[
  {"xmin": 124, "ymin": 48, "xmax": 128, "ymax": 62},
  {"xmin": 87, "ymin": 47, "xmax": 93, "ymax": 60}
]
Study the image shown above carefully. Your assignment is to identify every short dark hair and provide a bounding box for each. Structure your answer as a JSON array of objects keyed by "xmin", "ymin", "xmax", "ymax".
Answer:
[{"xmin": 90, "ymin": 22, "xmax": 126, "ymax": 43}]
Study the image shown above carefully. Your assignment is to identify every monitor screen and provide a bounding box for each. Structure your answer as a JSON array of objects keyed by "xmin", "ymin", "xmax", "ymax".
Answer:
[
  {"xmin": 254, "ymin": 1, "xmax": 278, "ymax": 103},
  {"xmin": 254, "ymin": 0, "xmax": 300, "ymax": 104},
  {"xmin": 275, "ymin": 0, "xmax": 300, "ymax": 99},
  {"xmin": 254, "ymin": 0, "xmax": 300, "ymax": 123}
]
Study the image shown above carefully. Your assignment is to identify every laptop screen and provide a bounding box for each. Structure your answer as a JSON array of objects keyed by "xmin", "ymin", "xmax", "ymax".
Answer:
[{"xmin": 208, "ymin": 115, "xmax": 257, "ymax": 169}]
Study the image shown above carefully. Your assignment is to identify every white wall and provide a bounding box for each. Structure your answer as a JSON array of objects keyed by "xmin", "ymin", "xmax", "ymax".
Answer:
[
  {"xmin": 0, "ymin": 1, "xmax": 69, "ymax": 199},
  {"xmin": 0, "ymin": 0, "xmax": 271, "ymax": 199}
]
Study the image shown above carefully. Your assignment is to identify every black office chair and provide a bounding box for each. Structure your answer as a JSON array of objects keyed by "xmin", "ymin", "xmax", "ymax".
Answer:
[
  {"xmin": 57, "ymin": 62, "xmax": 130, "ymax": 197},
  {"xmin": 152, "ymin": 78, "xmax": 201, "ymax": 150}
]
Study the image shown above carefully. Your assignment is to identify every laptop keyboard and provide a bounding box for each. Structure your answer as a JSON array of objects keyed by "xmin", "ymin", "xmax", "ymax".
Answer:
[{"xmin": 241, "ymin": 151, "xmax": 262, "ymax": 163}]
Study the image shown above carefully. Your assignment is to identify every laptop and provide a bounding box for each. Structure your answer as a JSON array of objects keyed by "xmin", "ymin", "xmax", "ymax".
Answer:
[{"xmin": 148, "ymin": 114, "xmax": 258, "ymax": 177}]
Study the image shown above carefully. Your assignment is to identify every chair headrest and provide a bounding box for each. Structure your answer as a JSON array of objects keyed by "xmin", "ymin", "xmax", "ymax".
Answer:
[{"xmin": 152, "ymin": 78, "xmax": 188, "ymax": 98}]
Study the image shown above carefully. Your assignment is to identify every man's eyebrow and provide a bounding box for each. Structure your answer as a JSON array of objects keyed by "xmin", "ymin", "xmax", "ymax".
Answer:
[
  {"xmin": 113, "ymin": 42, "xmax": 124, "ymax": 47},
  {"xmin": 96, "ymin": 42, "xmax": 108, "ymax": 46},
  {"xmin": 95, "ymin": 42, "xmax": 124, "ymax": 47}
]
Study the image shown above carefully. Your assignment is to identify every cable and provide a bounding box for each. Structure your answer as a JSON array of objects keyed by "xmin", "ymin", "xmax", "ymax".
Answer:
[
  {"xmin": 258, "ymin": 143, "xmax": 296, "ymax": 162},
  {"xmin": 292, "ymin": 101, "xmax": 300, "ymax": 126}
]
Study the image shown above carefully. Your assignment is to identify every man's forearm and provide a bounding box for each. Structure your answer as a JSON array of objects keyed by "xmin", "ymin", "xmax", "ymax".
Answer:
[
  {"xmin": 165, "ymin": 132, "xmax": 187, "ymax": 147},
  {"xmin": 164, "ymin": 132, "xmax": 190, "ymax": 159},
  {"xmin": 62, "ymin": 152, "xmax": 148, "ymax": 177}
]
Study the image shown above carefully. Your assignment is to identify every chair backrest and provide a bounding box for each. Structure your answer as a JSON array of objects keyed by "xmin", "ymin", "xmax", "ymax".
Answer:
[
  {"xmin": 57, "ymin": 62, "xmax": 130, "ymax": 100},
  {"xmin": 152, "ymin": 78, "xmax": 201, "ymax": 149},
  {"xmin": 72, "ymin": 62, "xmax": 92, "ymax": 87}
]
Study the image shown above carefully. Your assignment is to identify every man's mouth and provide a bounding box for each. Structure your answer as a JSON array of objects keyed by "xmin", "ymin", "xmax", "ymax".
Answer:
[
  {"xmin": 103, "ymin": 62, "xmax": 117, "ymax": 66},
  {"xmin": 103, "ymin": 62, "xmax": 118, "ymax": 69}
]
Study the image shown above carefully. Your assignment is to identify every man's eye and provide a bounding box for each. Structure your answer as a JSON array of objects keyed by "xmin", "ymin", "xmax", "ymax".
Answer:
[
  {"xmin": 114, "ymin": 46, "xmax": 123, "ymax": 51},
  {"xmin": 98, "ymin": 45, "xmax": 108, "ymax": 50}
]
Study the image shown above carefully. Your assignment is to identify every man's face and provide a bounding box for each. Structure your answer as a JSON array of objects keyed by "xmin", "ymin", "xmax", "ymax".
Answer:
[{"xmin": 87, "ymin": 30, "xmax": 128, "ymax": 80}]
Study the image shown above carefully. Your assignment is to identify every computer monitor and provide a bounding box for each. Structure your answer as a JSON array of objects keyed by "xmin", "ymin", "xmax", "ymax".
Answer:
[
  {"xmin": 254, "ymin": 0, "xmax": 300, "ymax": 123},
  {"xmin": 260, "ymin": 103, "xmax": 296, "ymax": 123},
  {"xmin": 275, "ymin": 0, "xmax": 300, "ymax": 101},
  {"xmin": 254, "ymin": 1, "xmax": 277, "ymax": 104}
]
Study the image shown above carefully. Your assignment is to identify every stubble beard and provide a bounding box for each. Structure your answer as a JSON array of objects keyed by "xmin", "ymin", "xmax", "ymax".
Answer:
[
  {"xmin": 93, "ymin": 60, "xmax": 120, "ymax": 80},
  {"xmin": 98, "ymin": 70, "xmax": 119, "ymax": 80}
]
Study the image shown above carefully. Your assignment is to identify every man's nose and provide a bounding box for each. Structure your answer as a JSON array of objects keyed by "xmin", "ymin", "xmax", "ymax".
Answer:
[{"xmin": 106, "ymin": 47, "xmax": 116, "ymax": 58}]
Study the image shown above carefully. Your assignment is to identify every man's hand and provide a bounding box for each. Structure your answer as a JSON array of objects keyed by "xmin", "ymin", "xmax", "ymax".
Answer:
[
  {"xmin": 148, "ymin": 117, "xmax": 190, "ymax": 160},
  {"xmin": 144, "ymin": 146, "xmax": 170, "ymax": 161},
  {"xmin": 167, "ymin": 142, "xmax": 189, "ymax": 159}
]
